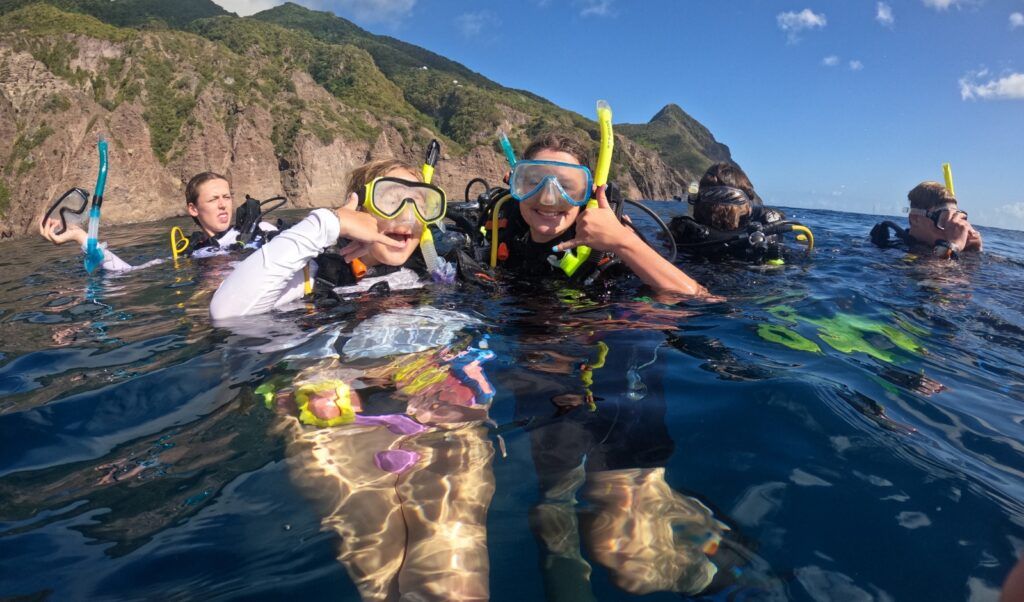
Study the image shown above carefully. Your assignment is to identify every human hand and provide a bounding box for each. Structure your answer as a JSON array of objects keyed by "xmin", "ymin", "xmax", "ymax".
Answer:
[
  {"xmin": 335, "ymin": 192, "xmax": 405, "ymax": 261},
  {"xmin": 39, "ymin": 217, "xmax": 87, "ymax": 246},
  {"xmin": 964, "ymin": 223, "xmax": 983, "ymax": 252},
  {"xmin": 937, "ymin": 210, "xmax": 973, "ymax": 251},
  {"xmin": 553, "ymin": 186, "xmax": 634, "ymax": 254}
]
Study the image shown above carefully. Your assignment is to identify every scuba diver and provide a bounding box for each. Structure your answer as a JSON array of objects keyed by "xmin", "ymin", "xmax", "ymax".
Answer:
[
  {"xmin": 668, "ymin": 162, "xmax": 813, "ymax": 264},
  {"xmin": 38, "ymin": 171, "xmax": 284, "ymax": 272},
  {"xmin": 210, "ymin": 150, "xmax": 460, "ymax": 319},
  {"xmin": 870, "ymin": 180, "xmax": 983, "ymax": 259},
  {"xmin": 466, "ymin": 129, "xmax": 708, "ymax": 296}
]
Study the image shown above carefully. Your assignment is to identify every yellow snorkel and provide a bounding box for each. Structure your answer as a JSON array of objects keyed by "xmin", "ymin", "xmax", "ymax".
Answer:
[
  {"xmin": 170, "ymin": 226, "xmax": 189, "ymax": 266},
  {"xmin": 943, "ymin": 162, "xmax": 955, "ymax": 196},
  {"xmin": 560, "ymin": 99, "xmax": 614, "ymax": 276},
  {"xmin": 420, "ymin": 140, "xmax": 442, "ymax": 273}
]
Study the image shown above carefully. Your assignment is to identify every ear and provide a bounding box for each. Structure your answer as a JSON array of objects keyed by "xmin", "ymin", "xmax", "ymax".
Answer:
[{"xmin": 187, "ymin": 203, "xmax": 199, "ymax": 218}]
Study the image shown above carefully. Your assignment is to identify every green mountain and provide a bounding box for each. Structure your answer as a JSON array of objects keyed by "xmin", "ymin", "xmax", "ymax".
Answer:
[
  {"xmin": 0, "ymin": 0, "xmax": 229, "ymax": 29},
  {"xmin": 618, "ymin": 104, "xmax": 732, "ymax": 177},
  {"xmin": 0, "ymin": 0, "xmax": 734, "ymax": 236}
]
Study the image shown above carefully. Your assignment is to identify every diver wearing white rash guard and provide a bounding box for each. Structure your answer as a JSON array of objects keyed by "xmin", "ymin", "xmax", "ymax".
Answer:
[
  {"xmin": 211, "ymin": 209, "xmax": 337, "ymax": 319},
  {"xmin": 210, "ymin": 208, "xmax": 430, "ymax": 319},
  {"xmin": 76, "ymin": 225, "xmax": 274, "ymax": 273}
]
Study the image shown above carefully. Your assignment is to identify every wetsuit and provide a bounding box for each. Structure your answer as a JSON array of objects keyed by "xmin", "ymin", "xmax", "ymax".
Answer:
[
  {"xmin": 669, "ymin": 206, "xmax": 788, "ymax": 262},
  {"xmin": 488, "ymin": 200, "xmax": 630, "ymax": 287}
]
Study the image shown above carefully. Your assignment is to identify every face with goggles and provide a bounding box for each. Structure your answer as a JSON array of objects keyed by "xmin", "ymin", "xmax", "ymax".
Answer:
[
  {"xmin": 907, "ymin": 202, "xmax": 982, "ymax": 253},
  {"xmin": 356, "ymin": 168, "xmax": 446, "ymax": 266},
  {"xmin": 511, "ymin": 149, "xmax": 594, "ymax": 242}
]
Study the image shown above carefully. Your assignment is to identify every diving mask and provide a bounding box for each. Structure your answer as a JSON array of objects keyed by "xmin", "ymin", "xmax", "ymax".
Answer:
[
  {"xmin": 692, "ymin": 186, "xmax": 752, "ymax": 207},
  {"xmin": 41, "ymin": 187, "xmax": 90, "ymax": 235},
  {"xmin": 363, "ymin": 177, "xmax": 446, "ymax": 225},
  {"xmin": 509, "ymin": 160, "xmax": 593, "ymax": 207},
  {"xmin": 909, "ymin": 203, "xmax": 967, "ymax": 230}
]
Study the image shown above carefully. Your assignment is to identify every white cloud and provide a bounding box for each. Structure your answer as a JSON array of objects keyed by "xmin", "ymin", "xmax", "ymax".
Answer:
[
  {"xmin": 849, "ymin": 60, "xmax": 864, "ymax": 71},
  {"xmin": 976, "ymin": 202, "xmax": 1024, "ymax": 230},
  {"xmin": 577, "ymin": 0, "xmax": 614, "ymax": 17},
  {"xmin": 876, "ymin": 2, "xmax": 895, "ymax": 26},
  {"xmin": 959, "ymin": 70, "xmax": 1024, "ymax": 100},
  {"xmin": 921, "ymin": 0, "xmax": 967, "ymax": 10},
  {"xmin": 998, "ymin": 202, "xmax": 1024, "ymax": 220},
  {"xmin": 1011, "ymin": 12, "xmax": 1024, "ymax": 29},
  {"xmin": 211, "ymin": 0, "xmax": 294, "ymax": 16},
  {"xmin": 456, "ymin": 11, "xmax": 497, "ymax": 38},
  {"xmin": 777, "ymin": 9, "xmax": 827, "ymax": 43},
  {"xmin": 822, "ymin": 55, "xmax": 840, "ymax": 67},
  {"xmin": 330, "ymin": 0, "xmax": 417, "ymax": 23}
]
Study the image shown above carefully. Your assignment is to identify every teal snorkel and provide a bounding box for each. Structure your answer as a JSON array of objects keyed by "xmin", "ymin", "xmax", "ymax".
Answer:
[
  {"xmin": 499, "ymin": 131, "xmax": 517, "ymax": 167},
  {"xmin": 83, "ymin": 138, "xmax": 108, "ymax": 274}
]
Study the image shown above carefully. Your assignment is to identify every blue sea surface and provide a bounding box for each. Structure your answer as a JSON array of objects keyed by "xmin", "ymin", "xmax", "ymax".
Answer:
[{"xmin": 0, "ymin": 206, "xmax": 1021, "ymax": 601}]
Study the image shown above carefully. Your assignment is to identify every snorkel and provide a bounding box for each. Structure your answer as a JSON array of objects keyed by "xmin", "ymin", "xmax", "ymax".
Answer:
[
  {"xmin": 559, "ymin": 99, "xmax": 613, "ymax": 276},
  {"xmin": 83, "ymin": 138, "xmax": 108, "ymax": 274},
  {"xmin": 943, "ymin": 162, "xmax": 955, "ymax": 196},
  {"xmin": 420, "ymin": 140, "xmax": 455, "ymax": 283},
  {"xmin": 499, "ymin": 131, "xmax": 517, "ymax": 167}
]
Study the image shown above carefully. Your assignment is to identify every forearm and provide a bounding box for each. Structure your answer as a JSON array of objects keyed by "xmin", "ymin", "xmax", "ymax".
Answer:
[
  {"xmin": 211, "ymin": 209, "xmax": 339, "ymax": 319},
  {"xmin": 79, "ymin": 240, "xmax": 136, "ymax": 273},
  {"xmin": 613, "ymin": 234, "xmax": 708, "ymax": 296}
]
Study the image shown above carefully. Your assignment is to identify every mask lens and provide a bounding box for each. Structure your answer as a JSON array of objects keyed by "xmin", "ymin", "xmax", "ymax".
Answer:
[
  {"xmin": 510, "ymin": 161, "xmax": 591, "ymax": 206},
  {"xmin": 42, "ymin": 188, "xmax": 89, "ymax": 235},
  {"xmin": 369, "ymin": 179, "xmax": 445, "ymax": 224}
]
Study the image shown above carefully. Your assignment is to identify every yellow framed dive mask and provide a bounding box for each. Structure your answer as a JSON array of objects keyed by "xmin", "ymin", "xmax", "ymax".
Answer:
[{"xmin": 363, "ymin": 177, "xmax": 447, "ymax": 226}]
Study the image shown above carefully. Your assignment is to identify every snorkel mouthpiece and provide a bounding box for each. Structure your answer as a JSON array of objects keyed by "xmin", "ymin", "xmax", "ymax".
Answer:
[
  {"xmin": 83, "ymin": 137, "xmax": 108, "ymax": 274},
  {"xmin": 419, "ymin": 139, "xmax": 449, "ymax": 280}
]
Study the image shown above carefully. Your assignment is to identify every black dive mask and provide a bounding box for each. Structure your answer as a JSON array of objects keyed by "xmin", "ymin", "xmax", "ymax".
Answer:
[{"xmin": 691, "ymin": 186, "xmax": 752, "ymax": 207}]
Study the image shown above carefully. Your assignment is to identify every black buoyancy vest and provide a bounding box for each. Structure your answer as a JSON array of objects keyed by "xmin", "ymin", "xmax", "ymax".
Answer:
[
  {"xmin": 670, "ymin": 206, "xmax": 787, "ymax": 261},
  {"xmin": 494, "ymin": 200, "xmax": 624, "ymax": 286}
]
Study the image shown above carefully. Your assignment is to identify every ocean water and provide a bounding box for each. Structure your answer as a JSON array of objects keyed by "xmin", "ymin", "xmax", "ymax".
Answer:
[{"xmin": 0, "ymin": 206, "xmax": 1021, "ymax": 601}]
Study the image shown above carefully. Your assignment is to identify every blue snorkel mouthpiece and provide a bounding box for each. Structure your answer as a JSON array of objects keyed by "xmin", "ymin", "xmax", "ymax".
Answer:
[{"xmin": 83, "ymin": 137, "xmax": 108, "ymax": 274}]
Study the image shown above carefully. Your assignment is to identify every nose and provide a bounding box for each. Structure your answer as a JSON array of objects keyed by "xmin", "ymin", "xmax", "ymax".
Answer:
[
  {"xmin": 394, "ymin": 204, "xmax": 418, "ymax": 225},
  {"xmin": 537, "ymin": 178, "xmax": 561, "ymax": 206}
]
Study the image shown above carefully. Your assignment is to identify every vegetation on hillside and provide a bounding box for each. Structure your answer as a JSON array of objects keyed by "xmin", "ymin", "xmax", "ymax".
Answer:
[
  {"xmin": 618, "ymin": 104, "xmax": 732, "ymax": 176},
  {"xmin": 0, "ymin": 0, "xmax": 731, "ymax": 185}
]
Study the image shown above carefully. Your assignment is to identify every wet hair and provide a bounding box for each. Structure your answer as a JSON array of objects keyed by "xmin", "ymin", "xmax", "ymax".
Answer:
[
  {"xmin": 523, "ymin": 132, "xmax": 592, "ymax": 171},
  {"xmin": 185, "ymin": 172, "xmax": 228, "ymax": 207},
  {"xmin": 908, "ymin": 181, "xmax": 957, "ymax": 211},
  {"xmin": 346, "ymin": 159, "xmax": 420, "ymax": 203},
  {"xmin": 695, "ymin": 163, "xmax": 760, "ymax": 231}
]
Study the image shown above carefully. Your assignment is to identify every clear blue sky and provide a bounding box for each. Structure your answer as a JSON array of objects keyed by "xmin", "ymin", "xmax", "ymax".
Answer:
[{"xmin": 217, "ymin": 0, "xmax": 1024, "ymax": 230}]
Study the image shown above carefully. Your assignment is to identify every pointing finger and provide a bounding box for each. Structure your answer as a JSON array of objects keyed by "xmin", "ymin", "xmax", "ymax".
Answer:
[{"xmin": 553, "ymin": 239, "xmax": 581, "ymax": 253}]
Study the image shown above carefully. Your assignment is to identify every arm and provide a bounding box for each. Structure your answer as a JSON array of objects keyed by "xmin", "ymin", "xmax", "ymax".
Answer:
[
  {"xmin": 610, "ymin": 231, "xmax": 708, "ymax": 296},
  {"xmin": 39, "ymin": 218, "xmax": 150, "ymax": 273},
  {"xmin": 210, "ymin": 208, "xmax": 340, "ymax": 320},
  {"xmin": 556, "ymin": 187, "xmax": 709, "ymax": 297},
  {"xmin": 210, "ymin": 201, "xmax": 404, "ymax": 319}
]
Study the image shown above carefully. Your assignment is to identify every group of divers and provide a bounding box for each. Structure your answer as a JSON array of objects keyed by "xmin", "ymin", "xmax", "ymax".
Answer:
[{"xmin": 35, "ymin": 102, "xmax": 992, "ymax": 600}]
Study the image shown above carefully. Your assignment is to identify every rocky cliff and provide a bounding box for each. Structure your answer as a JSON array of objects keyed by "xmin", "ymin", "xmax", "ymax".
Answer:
[{"xmin": 0, "ymin": 2, "xmax": 732, "ymax": 240}]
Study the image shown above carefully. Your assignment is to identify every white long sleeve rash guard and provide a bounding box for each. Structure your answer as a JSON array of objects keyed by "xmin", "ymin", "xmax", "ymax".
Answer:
[{"xmin": 209, "ymin": 209, "xmax": 338, "ymax": 320}]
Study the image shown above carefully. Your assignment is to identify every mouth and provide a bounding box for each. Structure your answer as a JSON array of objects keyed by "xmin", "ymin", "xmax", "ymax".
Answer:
[
  {"xmin": 530, "ymin": 206, "xmax": 569, "ymax": 220},
  {"xmin": 218, "ymin": 212, "xmax": 230, "ymax": 222},
  {"xmin": 383, "ymin": 229, "xmax": 415, "ymax": 245}
]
